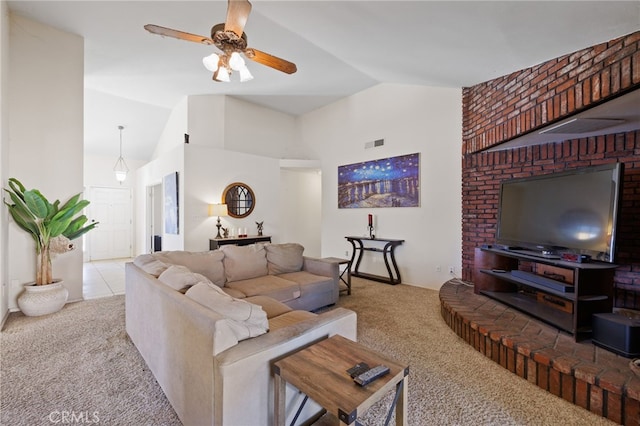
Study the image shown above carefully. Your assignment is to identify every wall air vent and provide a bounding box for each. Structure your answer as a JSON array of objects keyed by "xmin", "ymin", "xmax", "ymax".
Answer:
[
  {"xmin": 364, "ymin": 139, "xmax": 385, "ymax": 149},
  {"xmin": 539, "ymin": 118, "xmax": 625, "ymax": 135}
]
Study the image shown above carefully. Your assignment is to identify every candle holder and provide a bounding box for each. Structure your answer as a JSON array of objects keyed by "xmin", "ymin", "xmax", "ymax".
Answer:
[{"xmin": 368, "ymin": 225, "xmax": 375, "ymax": 239}]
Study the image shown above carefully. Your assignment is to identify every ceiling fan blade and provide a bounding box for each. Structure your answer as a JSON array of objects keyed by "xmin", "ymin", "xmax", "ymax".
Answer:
[
  {"xmin": 245, "ymin": 48, "xmax": 297, "ymax": 74},
  {"xmin": 144, "ymin": 24, "xmax": 213, "ymax": 45},
  {"xmin": 225, "ymin": 0, "xmax": 252, "ymax": 37}
]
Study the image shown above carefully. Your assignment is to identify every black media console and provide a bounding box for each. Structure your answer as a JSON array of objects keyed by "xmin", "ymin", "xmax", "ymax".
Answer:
[{"xmin": 474, "ymin": 247, "xmax": 617, "ymax": 341}]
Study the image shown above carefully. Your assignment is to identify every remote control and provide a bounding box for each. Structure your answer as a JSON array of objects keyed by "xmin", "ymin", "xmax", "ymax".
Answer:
[
  {"xmin": 354, "ymin": 365, "xmax": 389, "ymax": 386},
  {"xmin": 347, "ymin": 362, "xmax": 370, "ymax": 378}
]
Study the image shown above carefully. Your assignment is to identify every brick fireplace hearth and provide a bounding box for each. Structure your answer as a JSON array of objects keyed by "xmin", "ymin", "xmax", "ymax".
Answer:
[{"xmin": 440, "ymin": 281, "xmax": 639, "ymax": 425}]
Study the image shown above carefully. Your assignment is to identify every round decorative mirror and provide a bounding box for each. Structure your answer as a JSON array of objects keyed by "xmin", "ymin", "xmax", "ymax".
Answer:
[{"xmin": 222, "ymin": 182, "xmax": 255, "ymax": 218}]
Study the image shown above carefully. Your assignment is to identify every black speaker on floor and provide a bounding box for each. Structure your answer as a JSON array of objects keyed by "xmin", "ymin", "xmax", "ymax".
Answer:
[{"xmin": 592, "ymin": 313, "xmax": 640, "ymax": 358}]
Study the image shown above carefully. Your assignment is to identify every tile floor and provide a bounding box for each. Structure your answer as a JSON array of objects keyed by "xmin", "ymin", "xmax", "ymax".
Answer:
[{"xmin": 82, "ymin": 258, "xmax": 133, "ymax": 299}]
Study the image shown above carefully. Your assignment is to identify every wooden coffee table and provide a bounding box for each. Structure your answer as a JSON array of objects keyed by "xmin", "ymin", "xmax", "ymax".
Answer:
[{"xmin": 273, "ymin": 334, "xmax": 409, "ymax": 425}]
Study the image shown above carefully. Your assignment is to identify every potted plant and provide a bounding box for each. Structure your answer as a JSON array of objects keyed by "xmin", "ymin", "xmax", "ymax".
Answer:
[{"xmin": 3, "ymin": 178, "xmax": 99, "ymax": 316}]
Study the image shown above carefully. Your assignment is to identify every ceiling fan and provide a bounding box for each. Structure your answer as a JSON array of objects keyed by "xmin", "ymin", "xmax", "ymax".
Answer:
[{"xmin": 144, "ymin": 0, "xmax": 297, "ymax": 82}]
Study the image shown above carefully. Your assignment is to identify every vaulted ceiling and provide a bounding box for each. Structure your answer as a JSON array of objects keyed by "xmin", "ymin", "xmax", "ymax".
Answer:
[{"xmin": 7, "ymin": 1, "xmax": 640, "ymax": 160}]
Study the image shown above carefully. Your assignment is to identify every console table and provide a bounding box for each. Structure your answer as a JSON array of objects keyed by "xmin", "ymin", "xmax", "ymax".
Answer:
[
  {"xmin": 209, "ymin": 235, "xmax": 271, "ymax": 250},
  {"xmin": 345, "ymin": 236, "xmax": 404, "ymax": 285}
]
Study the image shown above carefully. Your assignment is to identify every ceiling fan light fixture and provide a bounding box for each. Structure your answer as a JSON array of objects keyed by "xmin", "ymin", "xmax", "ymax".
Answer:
[
  {"xmin": 214, "ymin": 66, "xmax": 230, "ymax": 82},
  {"xmin": 229, "ymin": 52, "xmax": 245, "ymax": 71},
  {"xmin": 239, "ymin": 65, "xmax": 253, "ymax": 82},
  {"xmin": 203, "ymin": 53, "xmax": 220, "ymax": 72}
]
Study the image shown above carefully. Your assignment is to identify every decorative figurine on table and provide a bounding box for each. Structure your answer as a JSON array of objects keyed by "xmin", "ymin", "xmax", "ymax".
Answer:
[
  {"xmin": 256, "ymin": 221, "xmax": 264, "ymax": 236},
  {"xmin": 368, "ymin": 214, "xmax": 375, "ymax": 239},
  {"xmin": 221, "ymin": 227, "xmax": 229, "ymax": 238}
]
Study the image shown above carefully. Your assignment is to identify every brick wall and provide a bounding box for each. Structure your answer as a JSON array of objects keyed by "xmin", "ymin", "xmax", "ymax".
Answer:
[{"xmin": 461, "ymin": 31, "xmax": 640, "ymax": 310}]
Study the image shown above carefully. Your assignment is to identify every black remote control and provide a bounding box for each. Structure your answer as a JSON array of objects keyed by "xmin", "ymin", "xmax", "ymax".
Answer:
[
  {"xmin": 354, "ymin": 365, "xmax": 389, "ymax": 386},
  {"xmin": 347, "ymin": 362, "xmax": 370, "ymax": 378}
]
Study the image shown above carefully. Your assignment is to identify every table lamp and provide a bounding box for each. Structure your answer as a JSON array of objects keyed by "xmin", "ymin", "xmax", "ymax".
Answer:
[{"xmin": 209, "ymin": 203, "xmax": 228, "ymax": 239}]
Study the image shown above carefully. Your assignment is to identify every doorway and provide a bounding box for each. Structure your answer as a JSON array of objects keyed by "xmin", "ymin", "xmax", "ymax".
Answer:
[
  {"xmin": 88, "ymin": 186, "xmax": 133, "ymax": 261},
  {"xmin": 146, "ymin": 183, "xmax": 163, "ymax": 253}
]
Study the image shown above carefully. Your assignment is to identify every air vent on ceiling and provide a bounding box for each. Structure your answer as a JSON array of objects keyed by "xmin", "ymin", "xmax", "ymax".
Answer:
[
  {"xmin": 539, "ymin": 118, "xmax": 625, "ymax": 135},
  {"xmin": 365, "ymin": 139, "xmax": 385, "ymax": 149}
]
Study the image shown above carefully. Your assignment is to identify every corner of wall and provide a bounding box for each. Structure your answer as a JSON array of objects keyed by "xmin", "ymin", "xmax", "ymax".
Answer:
[{"xmin": 0, "ymin": 0, "xmax": 10, "ymax": 324}]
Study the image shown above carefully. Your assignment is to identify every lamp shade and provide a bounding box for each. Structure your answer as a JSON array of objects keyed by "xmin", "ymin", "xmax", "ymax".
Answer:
[
  {"xmin": 203, "ymin": 53, "xmax": 220, "ymax": 72},
  {"xmin": 209, "ymin": 203, "xmax": 228, "ymax": 217}
]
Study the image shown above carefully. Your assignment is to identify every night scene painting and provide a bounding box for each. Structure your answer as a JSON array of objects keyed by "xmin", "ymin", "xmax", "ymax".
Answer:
[{"xmin": 338, "ymin": 153, "xmax": 420, "ymax": 208}]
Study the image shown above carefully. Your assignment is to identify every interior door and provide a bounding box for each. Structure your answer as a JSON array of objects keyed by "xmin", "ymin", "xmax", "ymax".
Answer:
[{"xmin": 88, "ymin": 186, "xmax": 132, "ymax": 260}]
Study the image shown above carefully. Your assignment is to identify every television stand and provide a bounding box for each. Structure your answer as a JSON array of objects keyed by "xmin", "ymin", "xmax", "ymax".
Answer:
[{"xmin": 474, "ymin": 247, "xmax": 617, "ymax": 341}]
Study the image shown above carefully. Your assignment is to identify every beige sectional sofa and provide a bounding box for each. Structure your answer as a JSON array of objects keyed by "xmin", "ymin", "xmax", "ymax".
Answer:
[{"xmin": 125, "ymin": 243, "xmax": 357, "ymax": 425}]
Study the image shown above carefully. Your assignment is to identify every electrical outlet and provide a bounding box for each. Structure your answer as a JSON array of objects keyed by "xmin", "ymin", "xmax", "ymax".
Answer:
[
  {"xmin": 345, "ymin": 250, "xmax": 349, "ymax": 257},
  {"xmin": 449, "ymin": 266, "xmax": 455, "ymax": 274},
  {"xmin": 436, "ymin": 266, "xmax": 441, "ymax": 272}
]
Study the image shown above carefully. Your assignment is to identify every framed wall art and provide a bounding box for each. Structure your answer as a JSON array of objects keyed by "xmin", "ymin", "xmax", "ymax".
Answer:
[
  {"xmin": 338, "ymin": 152, "xmax": 420, "ymax": 208},
  {"xmin": 164, "ymin": 171, "xmax": 179, "ymax": 234}
]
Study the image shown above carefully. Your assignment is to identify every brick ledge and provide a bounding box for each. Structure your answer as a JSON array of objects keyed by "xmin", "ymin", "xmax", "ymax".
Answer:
[{"xmin": 439, "ymin": 280, "xmax": 640, "ymax": 425}]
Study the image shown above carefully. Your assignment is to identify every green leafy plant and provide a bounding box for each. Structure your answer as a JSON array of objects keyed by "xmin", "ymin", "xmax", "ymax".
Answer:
[{"xmin": 3, "ymin": 178, "xmax": 99, "ymax": 285}]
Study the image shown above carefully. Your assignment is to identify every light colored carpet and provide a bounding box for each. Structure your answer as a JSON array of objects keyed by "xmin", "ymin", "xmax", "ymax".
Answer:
[
  {"xmin": 0, "ymin": 278, "xmax": 614, "ymax": 425},
  {"xmin": 0, "ymin": 295, "xmax": 180, "ymax": 425},
  {"xmin": 333, "ymin": 278, "xmax": 614, "ymax": 425}
]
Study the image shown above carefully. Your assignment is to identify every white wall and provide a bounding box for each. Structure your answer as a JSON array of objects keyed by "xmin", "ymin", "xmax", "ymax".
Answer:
[
  {"xmin": 136, "ymin": 86, "xmax": 462, "ymax": 289},
  {"xmin": 0, "ymin": 0, "xmax": 10, "ymax": 323},
  {"xmin": 134, "ymin": 94, "xmax": 311, "ymax": 257},
  {"xmin": 187, "ymin": 95, "xmax": 225, "ymax": 148},
  {"xmin": 135, "ymin": 143, "xmax": 287, "ymax": 255},
  {"xmin": 298, "ymin": 84, "xmax": 462, "ymax": 289},
  {"xmin": 279, "ymin": 168, "xmax": 322, "ymax": 257},
  {"xmin": 7, "ymin": 14, "xmax": 85, "ymax": 308},
  {"xmin": 151, "ymin": 96, "xmax": 188, "ymax": 160},
  {"xmin": 183, "ymin": 145, "xmax": 281, "ymax": 252},
  {"xmin": 224, "ymin": 97, "xmax": 298, "ymax": 158}
]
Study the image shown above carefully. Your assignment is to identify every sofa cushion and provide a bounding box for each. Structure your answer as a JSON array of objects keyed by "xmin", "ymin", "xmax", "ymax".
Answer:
[
  {"xmin": 265, "ymin": 243, "xmax": 304, "ymax": 275},
  {"xmin": 185, "ymin": 282, "xmax": 268, "ymax": 341},
  {"xmin": 222, "ymin": 287, "xmax": 247, "ymax": 299},
  {"xmin": 244, "ymin": 295, "xmax": 292, "ymax": 319},
  {"xmin": 277, "ymin": 271, "xmax": 334, "ymax": 296},
  {"xmin": 268, "ymin": 310, "xmax": 317, "ymax": 331},
  {"xmin": 158, "ymin": 265, "xmax": 210, "ymax": 293},
  {"xmin": 226, "ymin": 275, "xmax": 301, "ymax": 303},
  {"xmin": 153, "ymin": 250, "xmax": 226, "ymax": 287},
  {"xmin": 133, "ymin": 254, "xmax": 169, "ymax": 277},
  {"xmin": 220, "ymin": 244, "xmax": 268, "ymax": 282}
]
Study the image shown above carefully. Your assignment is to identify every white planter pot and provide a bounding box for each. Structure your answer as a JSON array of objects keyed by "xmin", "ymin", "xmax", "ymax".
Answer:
[{"xmin": 17, "ymin": 281, "xmax": 68, "ymax": 317}]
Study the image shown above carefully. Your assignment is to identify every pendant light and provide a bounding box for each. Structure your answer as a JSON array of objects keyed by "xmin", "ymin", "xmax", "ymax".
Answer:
[{"xmin": 113, "ymin": 125, "xmax": 129, "ymax": 183}]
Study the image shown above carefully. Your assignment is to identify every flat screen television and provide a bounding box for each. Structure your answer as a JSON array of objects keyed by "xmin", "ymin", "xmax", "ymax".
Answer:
[{"xmin": 496, "ymin": 163, "xmax": 624, "ymax": 263}]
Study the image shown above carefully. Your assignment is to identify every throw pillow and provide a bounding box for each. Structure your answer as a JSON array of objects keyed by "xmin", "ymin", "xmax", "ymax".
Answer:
[
  {"xmin": 133, "ymin": 254, "xmax": 169, "ymax": 277},
  {"xmin": 153, "ymin": 250, "xmax": 226, "ymax": 287},
  {"xmin": 185, "ymin": 282, "xmax": 269, "ymax": 341},
  {"xmin": 220, "ymin": 244, "xmax": 268, "ymax": 282},
  {"xmin": 265, "ymin": 243, "xmax": 304, "ymax": 275},
  {"xmin": 158, "ymin": 265, "xmax": 211, "ymax": 293}
]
